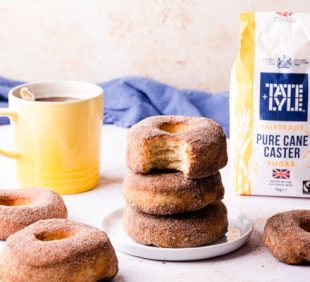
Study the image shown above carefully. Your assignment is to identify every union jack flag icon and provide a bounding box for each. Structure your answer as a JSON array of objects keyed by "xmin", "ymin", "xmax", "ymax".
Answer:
[{"xmin": 272, "ymin": 169, "xmax": 290, "ymax": 179}]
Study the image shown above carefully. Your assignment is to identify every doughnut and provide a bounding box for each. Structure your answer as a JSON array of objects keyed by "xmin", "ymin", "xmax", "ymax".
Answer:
[
  {"xmin": 0, "ymin": 187, "xmax": 67, "ymax": 240},
  {"xmin": 123, "ymin": 201, "xmax": 228, "ymax": 248},
  {"xmin": 0, "ymin": 218, "xmax": 118, "ymax": 282},
  {"xmin": 123, "ymin": 169, "xmax": 224, "ymax": 215},
  {"xmin": 263, "ymin": 210, "xmax": 310, "ymax": 265},
  {"xmin": 126, "ymin": 115, "xmax": 227, "ymax": 179}
]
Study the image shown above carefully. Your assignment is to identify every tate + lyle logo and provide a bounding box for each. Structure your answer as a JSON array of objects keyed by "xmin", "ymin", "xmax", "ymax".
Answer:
[{"xmin": 260, "ymin": 72, "xmax": 308, "ymax": 121}]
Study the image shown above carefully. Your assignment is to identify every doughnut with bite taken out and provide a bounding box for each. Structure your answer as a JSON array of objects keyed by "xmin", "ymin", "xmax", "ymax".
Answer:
[{"xmin": 126, "ymin": 116, "xmax": 227, "ymax": 179}]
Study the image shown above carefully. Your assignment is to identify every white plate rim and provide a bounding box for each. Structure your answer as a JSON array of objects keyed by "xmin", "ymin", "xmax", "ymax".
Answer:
[{"xmin": 102, "ymin": 207, "xmax": 254, "ymax": 261}]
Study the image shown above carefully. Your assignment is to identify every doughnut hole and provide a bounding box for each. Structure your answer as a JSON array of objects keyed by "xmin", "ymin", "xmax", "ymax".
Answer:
[
  {"xmin": 35, "ymin": 231, "xmax": 72, "ymax": 241},
  {"xmin": 0, "ymin": 196, "xmax": 31, "ymax": 206},
  {"xmin": 159, "ymin": 122, "xmax": 190, "ymax": 133},
  {"xmin": 300, "ymin": 221, "xmax": 310, "ymax": 232},
  {"xmin": 147, "ymin": 138, "xmax": 190, "ymax": 173}
]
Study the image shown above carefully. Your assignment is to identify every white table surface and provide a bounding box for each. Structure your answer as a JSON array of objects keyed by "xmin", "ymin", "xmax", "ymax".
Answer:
[{"xmin": 0, "ymin": 124, "xmax": 309, "ymax": 282}]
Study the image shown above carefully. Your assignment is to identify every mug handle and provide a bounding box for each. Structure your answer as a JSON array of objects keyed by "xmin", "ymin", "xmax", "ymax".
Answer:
[{"xmin": 0, "ymin": 108, "xmax": 20, "ymax": 158}]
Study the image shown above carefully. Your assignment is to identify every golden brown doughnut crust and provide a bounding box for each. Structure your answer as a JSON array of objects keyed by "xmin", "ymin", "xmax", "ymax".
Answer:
[
  {"xmin": 124, "ymin": 201, "xmax": 228, "ymax": 248},
  {"xmin": 263, "ymin": 210, "xmax": 310, "ymax": 265},
  {"xmin": 123, "ymin": 169, "xmax": 224, "ymax": 215},
  {"xmin": 126, "ymin": 116, "xmax": 227, "ymax": 178},
  {"xmin": 0, "ymin": 187, "xmax": 67, "ymax": 240},
  {"xmin": 0, "ymin": 219, "xmax": 118, "ymax": 282}
]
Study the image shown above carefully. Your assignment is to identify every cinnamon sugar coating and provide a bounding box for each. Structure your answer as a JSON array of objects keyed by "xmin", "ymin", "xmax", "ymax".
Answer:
[
  {"xmin": 0, "ymin": 219, "xmax": 118, "ymax": 282},
  {"xmin": 0, "ymin": 187, "xmax": 67, "ymax": 240},
  {"xmin": 126, "ymin": 116, "xmax": 227, "ymax": 178},
  {"xmin": 263, "ymin": 210, "xmax": 310, "ymax": 265},
  {"xmin": 124, "ymin": 201, "xmax": 228, "ymax": 248},
  {"xmin": 123, "ymin": 169, "xmax": 224, "ymax": 215}
]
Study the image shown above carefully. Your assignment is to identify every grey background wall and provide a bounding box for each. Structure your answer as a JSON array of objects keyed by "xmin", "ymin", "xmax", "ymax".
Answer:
[{"xmin": 0, "ymin": 0, "xmax": 309, "ymax": 92}]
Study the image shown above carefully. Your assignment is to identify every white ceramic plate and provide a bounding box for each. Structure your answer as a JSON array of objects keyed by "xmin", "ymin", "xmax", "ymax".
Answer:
[{"xmin": 102, "ymin": 207, "xmax": 253, "ymax": 261}]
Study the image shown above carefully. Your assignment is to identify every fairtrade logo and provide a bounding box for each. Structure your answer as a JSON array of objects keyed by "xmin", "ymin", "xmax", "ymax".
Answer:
[
  {"xmin": 303, "ymin": 180, "xmax": 310, "ymax": 194},
  {"xmin": 260, "ymin": 72, "xmax": 308, "ymax": 121}
]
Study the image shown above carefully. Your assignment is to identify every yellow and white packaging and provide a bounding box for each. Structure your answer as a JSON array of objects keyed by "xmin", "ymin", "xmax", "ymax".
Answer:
[{"xmin": 230, "ymin": 12, "xmax": 310, "ymax": 197}]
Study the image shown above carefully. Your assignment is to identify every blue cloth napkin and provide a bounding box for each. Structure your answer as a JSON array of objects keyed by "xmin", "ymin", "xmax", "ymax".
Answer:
[{"xmin": 0, "ymin": 76, "xmax": 229, "ymax": 136}]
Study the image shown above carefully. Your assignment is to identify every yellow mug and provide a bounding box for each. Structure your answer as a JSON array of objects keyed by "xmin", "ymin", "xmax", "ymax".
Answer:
[{"xmin": 0, "ymin": 81, "xmax": 103, "ymax": 194}]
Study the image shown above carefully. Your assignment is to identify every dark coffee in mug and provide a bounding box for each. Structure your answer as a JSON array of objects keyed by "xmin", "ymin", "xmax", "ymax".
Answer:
[{"xmin": 36, "ymin": 97, "xmax": 79, "ymax": 102}]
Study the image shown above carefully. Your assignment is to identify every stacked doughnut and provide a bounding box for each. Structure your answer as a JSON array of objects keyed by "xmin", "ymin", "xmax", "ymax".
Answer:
[{"xmin": 123, "ymin": 116, "xmax": 229, "ymax": 248}]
